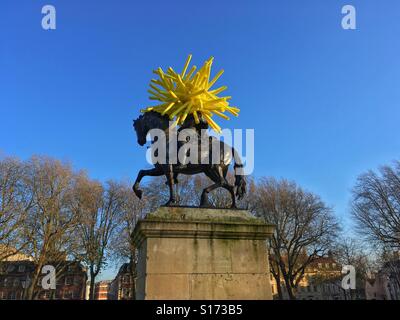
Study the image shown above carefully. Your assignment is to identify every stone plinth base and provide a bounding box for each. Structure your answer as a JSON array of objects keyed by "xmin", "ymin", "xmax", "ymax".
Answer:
[{"xmin": 132, "ymin": 206, "xmax": 274, "ymax": 300}]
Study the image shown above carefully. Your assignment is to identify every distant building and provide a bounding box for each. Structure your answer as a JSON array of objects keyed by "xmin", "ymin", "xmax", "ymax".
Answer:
[
  {"xmin": 0, "ymin": 261, "xmax": 87, "ymax": 300},
  {"xmin": 109, "ymin": 263, "xmax": 134, "ymax": 300},
  {"xmin": 0, "ymin": 261, "xmax": 35, "ymax": 299},
  {"xmin": 271, "ymin": 255, "xmax": 359, "ymax": 300},
  {"xmin": 365, "ymin": 260, "xmax": 400, "ymax": 300},
  {"xmin": 94, "ymin": 280, "xmax": 111, "ymax": 300},
  {"xmin": 295, "ymin": 256, "xmax": 344, "ymax": 300}
]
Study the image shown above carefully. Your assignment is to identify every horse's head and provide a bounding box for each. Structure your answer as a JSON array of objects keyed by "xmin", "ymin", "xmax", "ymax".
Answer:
[
  {"xmin": 133, "ymin": 114, "xmax": 147, "ymax": 146},
  {"xmin": 133, "ymin": 111, "xmax": 170, "ymax": 146}
]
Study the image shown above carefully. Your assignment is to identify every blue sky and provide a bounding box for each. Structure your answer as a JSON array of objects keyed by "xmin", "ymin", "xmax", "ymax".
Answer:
[{"xmin": 2, "ymin": 0, "xmax": 400, "ymax": 278}]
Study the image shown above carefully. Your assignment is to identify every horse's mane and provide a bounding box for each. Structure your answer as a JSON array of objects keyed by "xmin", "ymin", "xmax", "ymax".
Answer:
[{"xmin": 134, "ymin": 111, "xmax": 170, "ymax": 131}]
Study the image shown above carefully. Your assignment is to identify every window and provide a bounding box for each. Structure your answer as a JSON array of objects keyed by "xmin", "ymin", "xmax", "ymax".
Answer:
[
  {"xmin": 122, "ymin": 288, "xmax": 130, "ymax": 298},
  {"xmin": 318, "ymin": 263, "xmax": 322, "ymax": 268},
  {"xmin": 18, "ymin": 265, "xmax": 25, "ymax": 273},
  {"xmin": 3, "ymin": 278, "xmax": 10, "ymax": 287},
  {"xmin": 65, "ymin": 277, "xmax": 73, "ymax": 285},
  {"xmin": 0, "ymin": 291, "xmax": 5, "ymax": 300},
  {"xmin": 13, "ymin": 278, "xmax": 19, "ymax": 287},
  {"xmin": 63, "ymin": 290, "xmax": 73, "ymax": 299}
]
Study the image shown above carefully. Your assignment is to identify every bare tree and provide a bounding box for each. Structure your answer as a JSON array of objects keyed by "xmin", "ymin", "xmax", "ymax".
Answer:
[
  {"xmin": 143, "ymin": 175, "xmax": 200, "ymax": 209},
  {"xmin": 74, "ymin": 179, "xmax": 124, "ymax": 300},
  {"xmin": 251, "ymin": 178, "xmax": 340, "ymax": 299},
  {"xmin": 352, "ymin": 161, "xmax": 400, "ymax": 250},
  {"xmin": 378, "ymin": 247, "xmax": 400, "ymax": 293},
  {"xmin": 21, "ymin": 156, "xmax": 81, "ymax": 299},
  {"xmin": 332, "ymin": 237, "xmax": 372, "ymax": 299},
  {"xmin": 0, "ymin": 156, "xmax": 32, "ymax": 261}
]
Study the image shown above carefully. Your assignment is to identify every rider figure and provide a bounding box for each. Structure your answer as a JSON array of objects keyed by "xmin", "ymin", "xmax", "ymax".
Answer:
[{"xmin": 178, "ymin": 113, "xmax": 209, "ymax": 139}]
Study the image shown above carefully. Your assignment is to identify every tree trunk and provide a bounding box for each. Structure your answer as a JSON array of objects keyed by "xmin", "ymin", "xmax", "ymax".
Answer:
[
  {"xmin": 89, "ymin": 266, "xmax": 96, "ymax": 300},
  {"xmin": 25, "ymin": 265, "xmax": 42, "ymax": 300},
  {"xmin": 276, "ymin": 280, "xmax": 283, "ymax": 300},
  {"xmin": 342, "ymin": 288, "xmax": 347, "ymax": 300},
  {"xmin": 272, "ymin": 273, "xmax": 283, "ymax": 300},
  {"xmin": 283, "ymin": 277, "xmax": 296, "ymax": 300}
]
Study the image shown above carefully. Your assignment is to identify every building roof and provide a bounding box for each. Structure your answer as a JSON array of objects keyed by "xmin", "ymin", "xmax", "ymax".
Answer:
[
  {"xmin": 309, "ymin": 256, "xmax": 339, "ymax": 267},
  {"xmin": 0, "ymin": 245, "xmax": 33, "ymax": 261}
]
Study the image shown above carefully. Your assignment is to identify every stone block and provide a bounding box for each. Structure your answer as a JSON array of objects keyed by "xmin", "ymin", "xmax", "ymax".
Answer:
[{"xmin": 132, "ymin": 206, "xmax": 274, "ymax": 300}]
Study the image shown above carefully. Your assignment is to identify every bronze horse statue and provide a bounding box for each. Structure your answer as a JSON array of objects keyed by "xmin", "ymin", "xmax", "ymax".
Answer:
[{"xmin": 132, "ymin": 111, "xmax": 246, "ymax": 208}]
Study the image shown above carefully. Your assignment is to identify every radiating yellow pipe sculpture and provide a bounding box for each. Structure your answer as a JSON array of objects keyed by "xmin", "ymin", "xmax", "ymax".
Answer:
[{"xmin": 141, "ymin": 55, "xmax": 239, "ymax": 133}]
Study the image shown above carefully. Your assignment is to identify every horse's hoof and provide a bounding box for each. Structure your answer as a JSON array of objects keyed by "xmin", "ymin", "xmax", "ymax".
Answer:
[
  {"xmin": 165, "ymin": 200, "xmax": 178, "ymax": 206},
  {"xmin": 200, "ymin": 200, "xmax": 211, "ymax": 208},
  {"xmin": 134, "ymin": 189, "xmax": 143, "ymax": 199}
]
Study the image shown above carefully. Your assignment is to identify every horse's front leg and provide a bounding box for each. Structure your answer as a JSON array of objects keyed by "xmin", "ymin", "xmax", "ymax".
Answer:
[
  {"xmin": 164, "ymin": 165, "xmax": 179, "ymax": 206},
  {"xmin": 173, "ymin": 172, "xmax": 180, "ymax": 203},
  {"xmin": 133, "ymin": 167, "xmax": 163, "ymax": 199}
]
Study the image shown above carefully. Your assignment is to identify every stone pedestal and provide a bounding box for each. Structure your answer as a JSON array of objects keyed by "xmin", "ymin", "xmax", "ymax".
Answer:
[{"xmin": 132, "ymin": 206, "xmax": 275, "ymax": 300}]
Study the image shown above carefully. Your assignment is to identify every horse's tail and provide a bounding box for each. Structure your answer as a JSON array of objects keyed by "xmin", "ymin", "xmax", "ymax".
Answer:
[{"xmin": 232, "ymin": 147, "xmax": 246, "ymax": 200}]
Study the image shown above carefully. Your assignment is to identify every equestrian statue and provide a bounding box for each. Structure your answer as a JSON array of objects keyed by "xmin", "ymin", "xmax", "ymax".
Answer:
[{"xmin": 132, "ymin": 55, "xmax": 246, "ymax": 208}]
